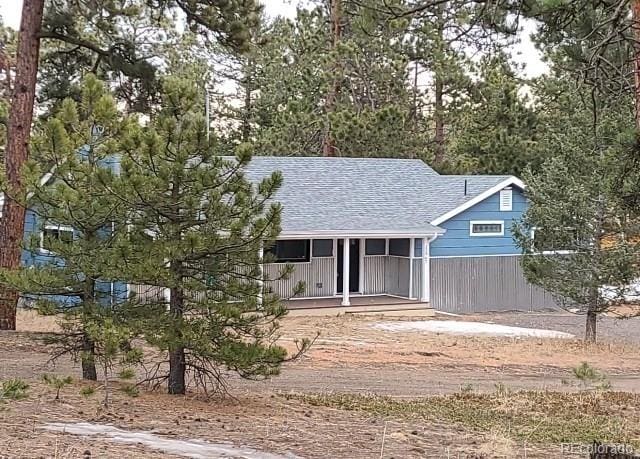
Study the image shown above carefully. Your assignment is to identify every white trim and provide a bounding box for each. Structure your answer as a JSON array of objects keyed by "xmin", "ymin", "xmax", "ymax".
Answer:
[
  {"xmin": 499, "ymin": 189, "xmax": 513, "ymax": 211},
  {"xmin": 358, "ymin": 238, "xmax": 364, "ymax": 294},
  {"xmin": 469, "ymin": 220, "xmax": 505, "ymax": 237},
  {"xmin": 257, "ymin": 243, "xmax": 264, "ymax": 307},
  {"xmin": 266, "ymin": 238, "xmax": 312, "ymax": 264},
  {"xmin": 420, "ymin": 236, "xmax": 433, "ymax": 302},
  {"xmin": 529, "ymin": 228, "xmax": 574, "ymax": 255},
  {"xmin": 39, "ymin": 224, "xmax": 75, "ymax": 254},
  {"xmin": 363, "ymin": 237, "xmax": 388, "ymax": 257},
  {"xmin": 408, "ymin": 238, "xmax": 415, "ymax": 300},
  {"xmin": 341, "ymin": 237, "xmax": 350, "ymax": 306},
  {"xmin": 310, "ymin": 238, "xmax": 335, "ymax": 259},
  {"xmin": 431, "ymin": 177, "xmax": 525, "ymax": 226},
  {"xmin": 431, "ymin": 253, "xmax": 522, "ymax": 259},
  {"xmin": 332, "ymin": 238, "xmax": 338, "ymax": 296},
  {"xmin": 44, "ymin": 223, "xmax": 74, "ymax": 232},
  {"xmin": 279, "ymin": 229, "xmax": 443, "ymax": 239},
  {"xmin": 287, "ymin": 293, "xmax": 415, "ymax": 301},
  {"xmin": 1, "ymin": 166, "xmax": 59, "ymax": 217}
]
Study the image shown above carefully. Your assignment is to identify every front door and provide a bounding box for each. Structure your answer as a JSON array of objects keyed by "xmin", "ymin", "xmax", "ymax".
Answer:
[{"xmin": 337, "ymin": 238, "xmax": 360, "ymax": 293}]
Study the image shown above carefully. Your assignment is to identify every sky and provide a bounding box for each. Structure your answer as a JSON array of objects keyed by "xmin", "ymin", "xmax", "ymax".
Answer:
[{"xmin": 0, "ymin": 0, "xmax": 547, "ymax": 77}]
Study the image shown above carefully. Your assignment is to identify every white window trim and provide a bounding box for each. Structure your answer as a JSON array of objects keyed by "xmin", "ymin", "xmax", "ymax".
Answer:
[
  {"xmin": 363, "ymin": 238, "xmax": 388, "ymax": 257},
  {"xmin": 469, "ymin": 220, "xmax": 505, "ymax": 237},
  {"xmin": 499, "ymin": 188, "xmax": 513, "ymax": 211},
  {"xmin": 265, "ymin": 238, "xmax": 312, "ymax": 265},
  {"xmin": 40, "ymin": 224, "xmax": 74, "ymax": 255},
  {"xmin": 311, "ymin": 238, "xmax": 335, "ymax": 258},
  {"xmin": 530, "ymin": 227, "xmax": 574, "ymax": 255}
]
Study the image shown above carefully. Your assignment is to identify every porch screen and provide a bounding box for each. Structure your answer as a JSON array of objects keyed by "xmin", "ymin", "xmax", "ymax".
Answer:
[
  {"xmin": 312, "ymin": 239, "xmax": 333, "ymax": 257},
  {"xmin": 266, "ymin": 240, "xmax": 310, "ymax": 263},
  {"xmin": 365, "ymin": 239, "xmax": 386, "ymax": 255},
  {"xmin": 389, "ymin": 238, "xmax": 410, "ymax": 256}
]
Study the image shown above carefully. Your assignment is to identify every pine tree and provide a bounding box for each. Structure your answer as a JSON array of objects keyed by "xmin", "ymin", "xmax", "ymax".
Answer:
[
  {"xmin": 0, "ymin": 0, "xmax": 45, "ymax": 331},
  {"xmin": 447, "ymin": 53, "xmax": 538, "ymax": 175},
  {"xmin": 0, "ymin": 0, "xmax": 264, "ymax": 331},
  {"xmin": 0, "ymin": 74, "xmax": 137, "ymax": 378},
  {"xmin": 513, "ymin": 93, "xmax": 640, "ymax": 343},
  {"xmin": 38, "ymin": 0, "xmax": 264, "ymax": 113},
  {"xmin": 0, "ymin": 16, "xmax": 17, "ymax": 160},
  {"xmin": 116, "ymin": 75, "xmax": 307, "ymax": 395},
  {"xmin": 223, "ymin": 2, "xmax": 423, "ymax": 158}
]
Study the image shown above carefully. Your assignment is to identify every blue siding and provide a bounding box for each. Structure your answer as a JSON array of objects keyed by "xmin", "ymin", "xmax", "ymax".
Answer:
[
  {"xmin": 431, "ymin": 188, "xmax": 526, "ymax": 257},
  {"xmin": 18, "ymin": 152, "xmax": 126, "ymax": 305}
]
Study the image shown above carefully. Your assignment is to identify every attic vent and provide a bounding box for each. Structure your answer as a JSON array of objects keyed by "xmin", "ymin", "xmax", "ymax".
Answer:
[{"xmin": 500, "ymin": 189, "xmax": 513, "ymax": 211}]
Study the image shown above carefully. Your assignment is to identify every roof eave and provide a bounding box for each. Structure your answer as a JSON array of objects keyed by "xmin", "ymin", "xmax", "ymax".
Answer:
[
  {"xmin": 430, "ymin": 176, "xmax": 526, "ymax": 226},
  {"xmin": 278, "ymin": 228, "xmax": 444, "ymax": 239}
]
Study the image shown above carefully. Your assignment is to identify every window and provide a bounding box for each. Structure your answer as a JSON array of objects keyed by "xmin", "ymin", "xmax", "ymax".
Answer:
[
  {"xmin": 312, "ymin": 239, "xmax": 333, "ymax": 257},
  {"xmin": 389, "ymin": 238, "xmax": 410, "ymax": 256},
  {"xmin": 266, "ymin": 239, "xmax": 310, "ymax": 263},
  {"xmin": 365, "ymin": 238, "xmax": 386, "ymax": 256},
  {"xmin": 531, "ymin": 227, "xmax": 577, "ymax": 253},
  {"xmin": 414, "ymin": 238, "xmax": 423, "ymax": 257},
  {"xmin": 41, "ymin": 225, "xmax": 74, "ymax": 252},
  {"xmin": 500, "ymin": 189, "xmax": 513, "ymax": 211},
  {"xmin": 470, "ymin": 221, "xmax": 504, "ymax": 237}
]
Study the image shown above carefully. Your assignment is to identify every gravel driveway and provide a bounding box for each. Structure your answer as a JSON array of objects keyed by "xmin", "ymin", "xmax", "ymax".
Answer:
[{"xmin": 463, "ymin": 310, "xmax": 640, "ymax": 345}]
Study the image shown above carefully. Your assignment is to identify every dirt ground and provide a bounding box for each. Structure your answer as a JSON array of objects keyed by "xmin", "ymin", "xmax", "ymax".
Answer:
[{"xmin": 2, "ymin": 309, "xmax": 640, "ymax": 458}]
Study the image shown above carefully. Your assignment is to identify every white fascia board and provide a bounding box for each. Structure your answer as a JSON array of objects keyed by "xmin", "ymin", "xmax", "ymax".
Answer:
[
  {"xmin": 431, "ymin": 177, "xmax": 526, "ymax": 226},
  {"xmin": 278, "ymin": 229, "xmax": 445, "ymax": 239},
  {"xmin": 1, "ymin": 166, "xmax": 58, "ymax": 213}
]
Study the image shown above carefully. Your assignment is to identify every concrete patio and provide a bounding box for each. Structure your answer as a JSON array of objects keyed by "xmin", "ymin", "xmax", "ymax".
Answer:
[{"xmin": 285, "ymin": 294, "xmax": 434, "ymax": 316}]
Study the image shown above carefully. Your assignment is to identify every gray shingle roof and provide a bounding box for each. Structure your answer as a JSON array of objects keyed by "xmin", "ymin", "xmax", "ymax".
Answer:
[{"xmin": 240, "ymin": 156, "xmax": 516, "ymax": 235}]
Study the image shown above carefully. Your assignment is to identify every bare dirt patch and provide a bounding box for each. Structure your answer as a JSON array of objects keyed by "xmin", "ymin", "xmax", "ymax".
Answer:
[
  {"xmin": 277, "ymin": 314, "xmax": 640, "ymax": 374},
  {"xmin": 3, "ymin": 310, "xmax": 640, "ymax": 457}
]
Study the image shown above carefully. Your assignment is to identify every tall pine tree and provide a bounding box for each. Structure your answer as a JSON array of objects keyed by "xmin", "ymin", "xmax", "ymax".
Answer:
[
  {"xmin": 116, "ymin": 75, "xmax": 307, "ymax": 395},
  {"xmin": 0, "ymin": 74, "xmax": 136, "ymax": 378}
]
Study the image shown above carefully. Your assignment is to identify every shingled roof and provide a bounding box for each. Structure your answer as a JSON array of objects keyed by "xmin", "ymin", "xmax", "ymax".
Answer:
[
  {"xmin": 1, "ymin": 156, "xmax": 523, "ymax": 238},
  {"xmin": 240, "ymin": 156, "xmax": 522, "ymax": 236}
]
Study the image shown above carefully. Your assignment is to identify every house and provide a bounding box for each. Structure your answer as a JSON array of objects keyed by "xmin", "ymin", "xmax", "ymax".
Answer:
[
  {"xmin": 3, "ymin": 155, "xmax": 555, "ymax": 314},
  {"xmin": 242, "ymin": 156, "xmax": 557, "ymax": 314},
  {"xmin": 0, "ymin": 155, "xmax": 126, "ymax": 307}
]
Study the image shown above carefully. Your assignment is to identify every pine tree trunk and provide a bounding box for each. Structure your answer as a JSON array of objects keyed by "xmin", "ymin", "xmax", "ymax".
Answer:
[
  {"xmin": 633, "ymin": 0, "xmax": 640, "ymax": 130},
  {"xmin": 433, "ymin": 73, "xmax": 445, "ymax": 167},
  {"xmin": 585, "ymin": 309, "xmax": 597, "ymax": 343},
  {"xmin": 322, "ymin": 0, "xmax": 341, "ymax": 157},
  {"xmin": 0, "ymin": 0, "xmax": 45, "ymax": 330},
  {"xmin": 81, "ymin": 332, "xmax": 98, "ymax": 380},
  {"xmin": 168, "ymin": 285, "xmax": 186, "ymax": 395},
  {"xmin": 81, "ymin": 271, "xmax": 98, "ymax": 380},
  {"xmin": 242, "ymin": 61, "xmax": 253, "ymax": 143}
]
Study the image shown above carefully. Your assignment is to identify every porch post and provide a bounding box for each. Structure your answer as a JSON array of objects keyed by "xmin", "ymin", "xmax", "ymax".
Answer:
[
  {"xmin": 408, "ymin": 238, "xmax": 414, "ymax": 299},
  {"xmin": 257, "ymin": 243, "xmax": 264, "ymax": 307},
  {"xmin": 420, "ymin": 237, "xmax": 430, "ymax": 303},
  {"xmin": 342, "ymin": 237, "xmax": 350, "ymax": 306}
]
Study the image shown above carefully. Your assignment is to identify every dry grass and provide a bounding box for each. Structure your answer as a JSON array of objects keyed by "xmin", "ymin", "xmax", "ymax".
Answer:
[
  {"xmin": 285, "ymin": 390, "xmax": 640, "ymax": 446},
  {"xmin": 1, "ymin": 379, "xmax": 532, "ymax": 459}
]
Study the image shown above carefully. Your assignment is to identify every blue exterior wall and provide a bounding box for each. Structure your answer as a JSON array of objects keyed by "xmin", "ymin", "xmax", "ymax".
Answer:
[
  {"xmin": 20, "ymin": 208, "xmax": 127, "ymax": 306},
  {"xmin": 430, "ymin": 187, "xmax": 527, "ymax": 257},
  {"xmin": 17, "ymin": 153, "xmax": 127, "ymax": 305}
]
